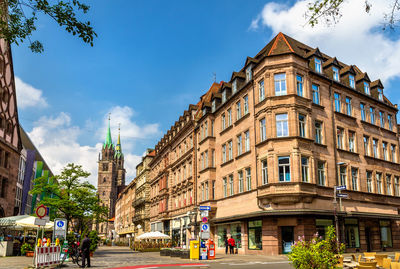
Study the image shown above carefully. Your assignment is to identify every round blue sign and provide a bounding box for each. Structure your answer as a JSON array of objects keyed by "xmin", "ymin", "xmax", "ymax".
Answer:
[
  {"xmin": 202, "ymin": 224, "xmax": 209, "ymax": 231},
  {"xmin": 57, "ymin": 221, "xmax": 64, "ymax": 228}
]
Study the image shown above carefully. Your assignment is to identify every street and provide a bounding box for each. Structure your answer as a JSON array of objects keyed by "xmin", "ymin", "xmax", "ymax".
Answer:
[{"xmin": 0, "ymin": 246, "xmax": 293, "ymax": 269}]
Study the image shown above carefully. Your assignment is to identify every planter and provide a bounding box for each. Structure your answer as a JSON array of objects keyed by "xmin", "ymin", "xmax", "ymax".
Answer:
[
  {"xmin": 25, "ymin": 251, "xmax": 34, "ymax": 257},
  {"xmin": 180, "ymin": 250, "xmax": 190, "ymax": 259},
  {"xmin": 170, "ymin": 249, "xmax": 181, "ymax": 257},
  {"xmin": 160, "ymin": 249, "xmax": 170, "ymax": 256}
]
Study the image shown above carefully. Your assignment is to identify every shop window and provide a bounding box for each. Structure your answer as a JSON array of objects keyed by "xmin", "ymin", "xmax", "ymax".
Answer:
[
  {"xmin": 345, "ymin": 218, "xmax": 360, "ymax": 248},
  {"xmin": 248, "ymin": 220, "xmax": 262, "ymax": 250},
  {"xmin": 380, "ymin": 220, "xmax": 393, "ymax": 248},
  {"xmin": 316, "ymin": 219, "xmax": 334, "ymax": 239},
  {"xmin": 217, "ymin": 225, "xmax": 227, "ymax": 248},
  {"xmin": 231, "ymin": 223, "xmax": 242, "ymax": 248}
]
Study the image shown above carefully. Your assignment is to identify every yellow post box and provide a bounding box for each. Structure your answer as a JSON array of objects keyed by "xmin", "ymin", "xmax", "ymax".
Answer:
[{"xmin": 190, "ymin": 240, "xmax": 200, "ymax": 260}]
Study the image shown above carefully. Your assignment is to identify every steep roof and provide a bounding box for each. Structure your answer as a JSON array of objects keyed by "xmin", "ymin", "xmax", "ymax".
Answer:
[{"xmin": 103, "ymin": 116, "xmax": 114, "ymax": 149}]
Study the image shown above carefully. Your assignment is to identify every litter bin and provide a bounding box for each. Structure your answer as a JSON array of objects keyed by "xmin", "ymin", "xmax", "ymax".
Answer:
[{"xmin": 190, "ymin": 240, "xmax": 199, "ymax": 260}]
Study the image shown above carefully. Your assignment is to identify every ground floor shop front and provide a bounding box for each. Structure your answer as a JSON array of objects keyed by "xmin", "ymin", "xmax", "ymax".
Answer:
[{"xmin": 211, "ymin": 215, "xmax": 400, "ymax": 255}]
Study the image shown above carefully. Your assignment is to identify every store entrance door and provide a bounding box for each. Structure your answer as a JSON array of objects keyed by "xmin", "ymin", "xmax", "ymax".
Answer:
[
  {"xmin": 365, "ymin": 227, "xmax": 371, "ymax": 252},
  {"xmin": 281, "ymin": 226, "xmax": 294, "ymax": 254}
]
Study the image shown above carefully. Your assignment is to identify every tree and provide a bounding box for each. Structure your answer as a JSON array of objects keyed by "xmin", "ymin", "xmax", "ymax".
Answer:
[
  {"xmin": 30, "ymin": 163, "xmax": 108, "ymax": 233},
  {"xmin": 0, "ymin": 0, "xmax": 96, "ymax": 53},
  {"xmin": 306, "ymin": 0, "xmax": 400, "ymax": 30}
]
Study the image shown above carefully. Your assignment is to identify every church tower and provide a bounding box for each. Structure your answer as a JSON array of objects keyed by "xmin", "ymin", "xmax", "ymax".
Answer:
[{"xmin": 97, "ymin": 116, "xmax": 126, "ymax": 238}]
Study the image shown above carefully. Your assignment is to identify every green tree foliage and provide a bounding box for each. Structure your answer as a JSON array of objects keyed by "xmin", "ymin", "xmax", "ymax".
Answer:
[
  {"xmin": 30, "ymin": 163, "xmax": 108, "ymax": 233},
  {"xmin": 0, "ymin": 0, "xmax": 96, "ymax": 52},
  {"xmin": 306, "ymin": 0, "xmax": 399, "ymax": 30},
  {"xmin": 88, "ymin": 230, "xmax": 100, "ymax": 253},
  {"xmin": 288, "ymin": 226, "xmax": 345, "ymax": 269}
]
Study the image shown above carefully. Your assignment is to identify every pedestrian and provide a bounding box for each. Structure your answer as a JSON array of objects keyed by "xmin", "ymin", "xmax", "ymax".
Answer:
[
  {"xmin": 224, "ymin": 236, "xmax": 229, "ymax": 254},
  {"xmin": 228, "ymin": 236, "xmax": 235, "ymax": 254},
  {"xmin": 81, "ymin": 234, "xmax": 91, "ymax": 268}
]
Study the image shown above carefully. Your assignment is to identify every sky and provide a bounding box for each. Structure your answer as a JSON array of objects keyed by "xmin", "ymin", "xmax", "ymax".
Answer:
[{"xmin": 13, "ymin": 0, "xmax": 400, "ymax": 186}]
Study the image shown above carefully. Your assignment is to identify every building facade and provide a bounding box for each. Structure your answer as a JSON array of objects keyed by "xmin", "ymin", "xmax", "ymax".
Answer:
[
  {"xmin": 115, "ymin": 179, "xmax": 135, "ymax": 242},
  {"xmin": 96, "ymin": 119, "xmax": 126, "ymax": 239},
  {"xmin": 147, "ymin": 33, "xmax": 400, "ymax": 255}
]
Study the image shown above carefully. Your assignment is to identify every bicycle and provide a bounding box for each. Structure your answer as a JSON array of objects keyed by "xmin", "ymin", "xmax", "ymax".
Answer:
[{"xmin": 58, "ymin": 235, "xmax": 83, "ymax": 268}]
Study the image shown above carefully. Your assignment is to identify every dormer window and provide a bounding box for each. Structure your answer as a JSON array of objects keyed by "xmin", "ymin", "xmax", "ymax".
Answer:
[
  {"xmin": 349, "ymin": 75, "xmax": 355, "ymax": 88},
  {"xmin": 202, "ymin": 108, "xmax": 207, "ymax": 116},
  {"xmin": 332, "ymin": 67, "xmax": 339, "ymax": 81},
  {"xmin": 232, "ymin": 80, "xmax": 237, "ymax": 94},
  {"xmin": 212, "ymin": 100, "xmax": 216, "ymax": 112},
  {"xmin": 222, "ymin": 90, "xmax": 227, "ymax": 103},
  {"xmin": 378, "ymin": 88, "xmax": 383, "ymax": 101},
  {"xmin": 246, "ymin": 66, "xmax": 252, "ymax": 82},
  {"xmin": 315, "ymin": 58, "xmax": 322, "ymax": 73},
  {"xmin": 364, "ymin": 81, "xmax": 370, "ymax": 95}
]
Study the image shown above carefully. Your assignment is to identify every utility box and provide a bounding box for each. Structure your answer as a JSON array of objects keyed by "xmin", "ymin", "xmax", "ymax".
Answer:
[
  {"xmin": 190, "ymin": 240, "xmax": 199, "ymax": 260},
  {"xmin": 199, "ymin": 248, "xmax": 208, "ymax": 260}
]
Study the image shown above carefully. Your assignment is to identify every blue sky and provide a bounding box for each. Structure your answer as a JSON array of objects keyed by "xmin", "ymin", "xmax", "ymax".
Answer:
[{"xmin": 13, "ymin": 0, "xmax": 400, "ymax": 185}]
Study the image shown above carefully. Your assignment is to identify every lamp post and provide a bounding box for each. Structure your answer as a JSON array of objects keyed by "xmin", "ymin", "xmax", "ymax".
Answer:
[{"xmin": 334, "ymin": 162, "xmax": 346, "ymax": 250}]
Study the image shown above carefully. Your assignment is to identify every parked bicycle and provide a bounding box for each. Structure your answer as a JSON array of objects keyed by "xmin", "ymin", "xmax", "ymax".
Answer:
[{"xmin": 58, "ymin": 233, "xmax": 83, "ymax": 268}]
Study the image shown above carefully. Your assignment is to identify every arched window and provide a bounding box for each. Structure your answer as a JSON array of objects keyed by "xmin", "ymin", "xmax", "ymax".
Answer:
[
  {"xmin": 102, "ymin": 191, "xmax": 105, "ymax": 196},
  {"xmin": 103, "ymin": 177, "xmax": 106, "ymax": 183}
]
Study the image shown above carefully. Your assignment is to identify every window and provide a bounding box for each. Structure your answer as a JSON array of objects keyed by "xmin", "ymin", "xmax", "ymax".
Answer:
[
  {"xmin": 360, "ymin": 103, "xmax": 366, "ymax": 121},
  {"xmin": 315, "ymin": 58, "xmax": 322, "ymax": 73},
  {"xmin": 391, "ymin": 144, "xmax": 396, "ymax": 163},
  {"xmin": 301, "ymin": 157, "xmax": 309, "ymax": 182},
  {"xmin": 259, "ymin": 80, "xmax": 265, "ymax": 101},
  {"xmin": 317, "ymin": 161, "xmax": 325, "ymax": 186},
  {"xmin": 349, "ymin": 74, "xmax": 355, "ymax": 88},
  {"xmin": 227, "ymin": 108, "xmax": 232, "ymax": 126},
  {"xmin": 345, "ymin": 97, "xmax": 352, "ymax": 116},
  {"xmin": 262, "ymin": 160, "xmax": 268, "ymax": 185},
  {"xmin": 388, "ymin": 114, "xmax": 393, "ymax": 131},
  {"xmin": 316, "ymin": 219, "xmax": 334, "ymax": 239},
  {"xmin": 222, "ymin": 144, "xmax": 226, "ymax": 163},
  {"xmin": 222, "ymin": 90, "xmax": 227, "ymax": 103},
  {"xmin": 212, "ymin": 99, "xmax": 216, "ymax": 112},
  {"xmin": 246, "ymin": 168, "xmax": 251, "ymax": 191},
  {"xmin": 222, "ymin": 177, "xmax": 228, "ymax": 198},
  {"xmin": 364, "ymin": 136, "xmax": 370, "ymax": 156},
  {"xmin": 315, "ymin": 121, "xmax": 323, "ymax": 144},
  {"xmin": 296, "ymin": 75, "xmax": 303, "ymax": 96},
  {"xmin": 246, "ymin": 66, "xmax": 252, "ymax": 81},
  {"xmin": 351, "ymin": 168, "xmax": 358, "ymax": 191},
  {"xmin": 211, "ymin": 120, "xmax": 214, "ymax": 136},
  {"xmin": 232, "ymin": 79, "xmax": 237, "ymax": 93},
  {"xmin": 200, "ymin": 153, "xmax": 204, "ymax": 170},
  {"xmin": 228, "ymin": 140, "xmax": 233, "ymax": 160},
  {"xmin": 204, "ymin": 151, "xmax": 208, "ymax": 168},
  {"xmin": 312, "ymin": 84, "xmax": 320, "ymax": 105},
  {"xmin": 236, "ymin": 101, "xmax": 241, "ymax": 120},
  {"xmin": 377, "ymin": 173, "xmax": 382, "ymax": 194},
  {"xmin": 276, "ymin": 113, "xmax": 289, "ymax": 137},
  {"xmin": 278, "ymin": 156, "xmax": 291, "ymax": 182},
  {"xmin": 248, "ymin": 220, "xmax": 262, "ymax": 250},
  {"xmin": 337, "ymin": 128, "xmax": 344, "ymax": 149},
  {"xmin": 237, "ymin": 135, "xmax": 242, "ymax": 155},
  {"xmin": 367, "ymin": 171, "xmax": 373, "ymax": 193},
  {"xmin": 274, "ymin": 73, "xmax": 286, "ymax": 96},
  {"xmin": 333, "ymin": 66, "xmax": 339, "ymax": 81},
  {"xmin": 348, "ymin": 131, "xmax": 355, "ymax": 152},
  {"xmin": 201, "ymin": 184, "xmax": 204, "ymax": 201},
  {"xmin": 386, "ymin": 174, "xmax": 392, "ymax": 195},
  {"xmin": 260, "ymin": 118, "xmax": 266, "ymax": 141},
  {"xmin": 229, "ymin": 175, "xmax": 234, "ymax": 196},
  {"xmin": 238, "ymin": 171, "xmax": 244, "ymax": 193},
  {"xmin": 364, "ymin": 81, "xmax": 370, "ymax": 95},
  {"xmin": 380, "ymin": 111, "xmax": 385, "ymax": 128},
  {"xmin": 373, "ymin": 139, "xmax": 378, "ymax": 158},
  {"xmin": 339, "ymin": 166, "xmax": 347, "ymax": 186},
  {"xmin": 243, "ymin": 95, "xmax": 249, "ymax": 115},
  {"xmin": 383, "ymin": 142, "xmax": 388, "ymax": 161},
  {"xmin": 380, "ymin": 220, "xmax": 393, "ymax": 248},
  {"xmin": 395, "ymin": 177, "xmax": 399, "ymax": 196},
  {"xmin": 345, "ymin": 219, "xmax": 360, "ymax": 248},
  {"xmin": 102, "ymin": 163, "xmax": 108, "ymax": 171},
  {"xmin": 204, "ymin": 121, "xmax": 208, "ymax": 138},
  {"xmin": 370, "ymin": 107, "xmax": 375, "ymax": 124},
  {"xmin": 212, "ymin": 181, "xmax": 215, "ymax": 199},
  {"xmin": 334, "ymin": 93, "xmax": 341, "ymax": 112},
  {"xmin": 211, "ymin": 150, "xmax": 215, "ymax": 167},
  {"xmin": 244, "ymin": 131, "xmax": 250, "ymax": 152},
  {"xmin": 298, "ymin": 114, "xmax": 306, "ymax": 137},
  {"xmin": 221, "ymin": 113, "xmax": 226, "ymax": 130}
]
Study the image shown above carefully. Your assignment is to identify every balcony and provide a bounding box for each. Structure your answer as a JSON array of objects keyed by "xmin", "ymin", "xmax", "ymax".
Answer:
[
  {"xmin": 257, "ymin": 182, "xmax": 318, "ymax": 205},
  {"xmin": 132, "ymin": 213, "xmax": 145, "ymax": 222},
  {"xmin": 132, "ymin": 197, "xmax": 146, "ymax": 207}
]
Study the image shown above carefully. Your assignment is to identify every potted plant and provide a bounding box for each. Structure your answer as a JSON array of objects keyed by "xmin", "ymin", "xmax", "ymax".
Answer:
[
  {"xmin": 88, "ymin": 230, "xmax": 100, "ymax": 256},
  {"xmin": 21, "ymin": 243, "xmax": 34, "ymax": 257}
]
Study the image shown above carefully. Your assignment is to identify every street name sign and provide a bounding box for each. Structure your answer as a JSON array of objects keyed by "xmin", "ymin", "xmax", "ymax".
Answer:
[
  {"xmin": 199, "ymin": 206, "xmax": 211, "ymax": 211},
  {"xmin": 336, "ymin": 193, "xmax": 348, "ymax": 198},
  {"xmin": 336, "ymin": 185, "xmax": 346, "ymax": 191}
]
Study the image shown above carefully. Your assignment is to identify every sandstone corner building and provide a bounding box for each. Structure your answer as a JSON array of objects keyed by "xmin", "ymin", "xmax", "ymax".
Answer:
[{"xmin": 133, "ymin": 32, "xmax": 400, "ymax": 255}]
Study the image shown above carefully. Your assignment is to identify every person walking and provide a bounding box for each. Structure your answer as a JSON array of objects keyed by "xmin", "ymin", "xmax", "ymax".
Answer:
[
  {"xmin": 224, "ymin": 236, "xmax": 229, "ymax": 254},
  {"xmin": 81, "ymin": 234, "xmax": 91, "ymax": 268},
  {"xmin": 228, "ymin": 236, "xmax": 235, "ymax": 254}
]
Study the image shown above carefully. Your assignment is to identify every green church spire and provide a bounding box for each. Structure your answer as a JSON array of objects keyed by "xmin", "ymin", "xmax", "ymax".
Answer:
[
  {"xmin": 115, "ymin": 124, "xmax": 123, "ymax": 158},
  {"xmin": 103, "ymin": 114, "xmax": 113, "ymax": 149}
]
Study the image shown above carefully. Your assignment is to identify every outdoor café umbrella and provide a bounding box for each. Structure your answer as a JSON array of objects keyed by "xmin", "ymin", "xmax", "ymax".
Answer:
[{"xmin": 136, "ymin": 231, "xmax": 170, "ymax": 240}]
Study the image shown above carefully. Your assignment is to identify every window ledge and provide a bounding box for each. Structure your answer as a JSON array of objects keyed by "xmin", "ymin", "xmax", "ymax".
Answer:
[
  {"xmin": 364, "ymin": 155, "xmax": 400, "ymax": 166},
  {"xmin": 256, "ymin": 139, "xmax": 268, "ymax": 147},
  {"xmin": 199, "ymin": 167, "xmax": 216, "ymax": 174},
  {"xmin": 219, "ymin": 125, "xmax": 233, "ymax": 135},
  {"xmin": 234, "ymin": 112, "xmax": 250, "ymax": 125},
  {"xmin": 312, "ymin": 103, "xmax": 325, "ymax": 110},
  {"xmin": 235, "ymin": 150, "xmax": 251, "ymax": 160},
  {"xmin": 199, "ymin": 136, "xmax": 215, "ymax": 145},
  {"xmin": 220, "ymin": 159, "xmax": 234, "ymax": 167},
  {"xmin": 361, "ymin": 120, "xmax": 379, "ymax": 129},
  {"xmin": 314, "ymin": 142, "xmax": 327, "ymax": 148},
  {"xmin": 334, "ymin": 111, "xmax": 357, "ymax": 121},
  {"xmin": 256, "ymin": 97, "xmax": 267, "ymax": 108},
  {"xmin": 337, "ymin": 148, "xmax": 359, "ymax": 156}
]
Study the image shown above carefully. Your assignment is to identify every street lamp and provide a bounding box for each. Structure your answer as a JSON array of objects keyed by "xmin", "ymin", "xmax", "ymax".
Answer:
[{"xmin": 334, "ymin": 162, "xmax": 347, "ymax": 249}]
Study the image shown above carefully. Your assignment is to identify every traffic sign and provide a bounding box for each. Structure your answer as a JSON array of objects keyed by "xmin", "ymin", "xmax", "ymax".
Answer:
[
  {"xmin": 336, "ymin": 193, "xmax": 348, "ymax": 198},
  {"xmin": 200, "ymin": 211, "xmax": 209, "ymax": 217},
  {"xmin": 201, "ymin": 224, "xmax": 209, "ymax": 232},
  {"xmin": 36, "ymin": 204, "xmax": 47, "ymax": 219},
  {"xmin": 54, "ymin": 218, "xmax": 67, "ymax": 239},
  {"xmin": 336, "ymin": 185, "xmax": 346, "ymax": 191},
  {"xmin": 200, "ymin": 231, "xmax": 210, "ymax": 240},
  {"xmin": 199, "ymin": 206, "xmax": 211, "ymax": 211},
  {"xmin": 202, "ymin": 217, "xmax": 208, "ymax": 223},
  {"xmin": 34, "ymin": 217, "xmax": 47, "ymax": 226}
]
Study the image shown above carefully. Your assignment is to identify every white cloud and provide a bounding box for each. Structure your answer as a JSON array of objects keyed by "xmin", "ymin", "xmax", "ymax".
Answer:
[
  {"xmin": 15, "ymin": 77, "xmax": 48, "ymax": 109},
  {"xmin": 28, "ymin": 106, "xmax": 161, "ymax": 186},
  {"xmin": 251, "ymin": 0, "xmax": 400, "ymax": 89}
]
